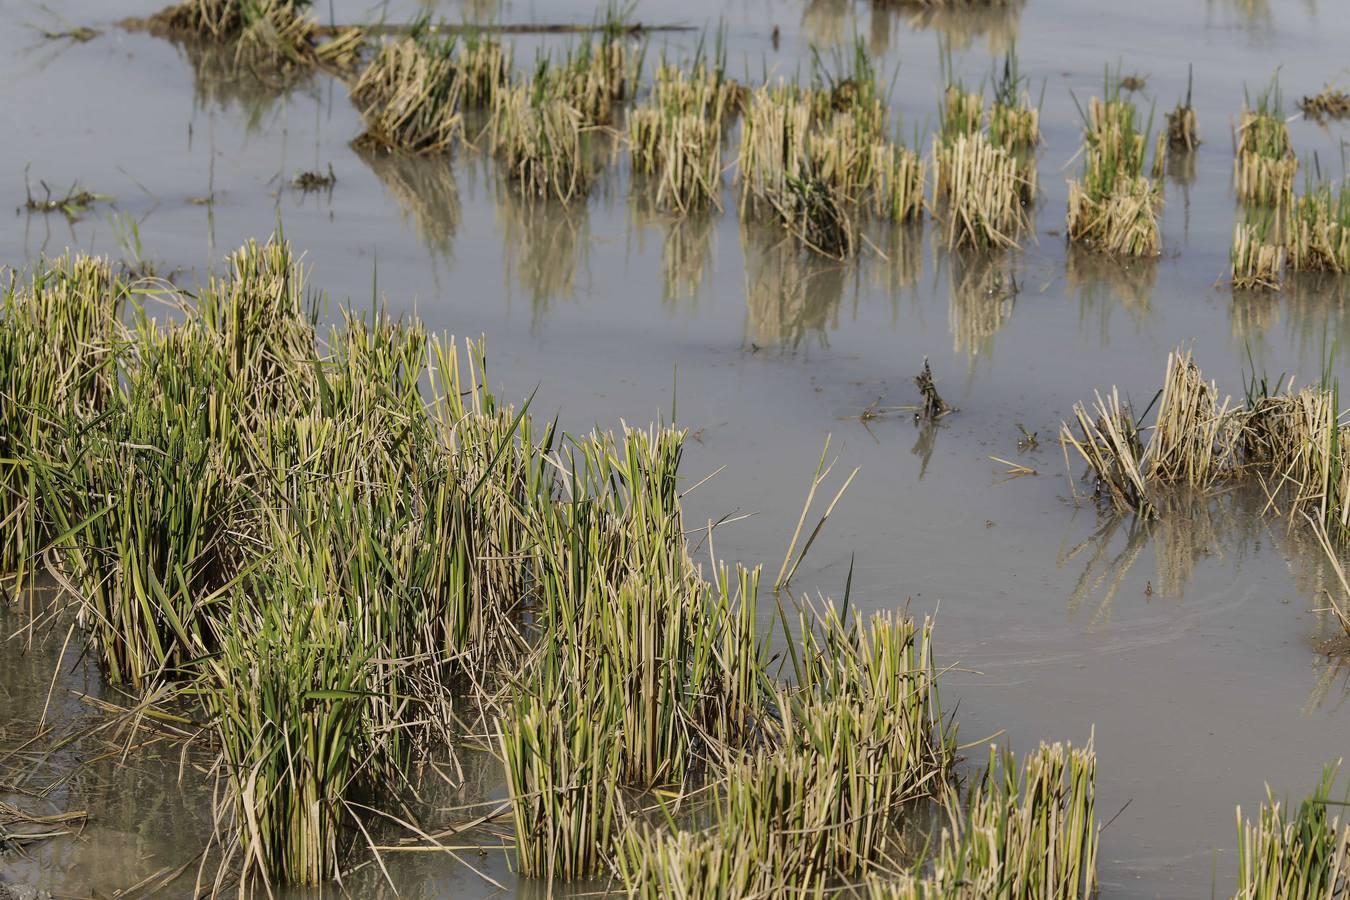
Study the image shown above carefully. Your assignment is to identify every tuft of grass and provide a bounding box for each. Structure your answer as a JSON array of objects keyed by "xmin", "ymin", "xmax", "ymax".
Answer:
[
  {"xmin": 1232, "ymin": 207, "xmax": 1285, "ymax": 290},
  {"xmin": 933, "ymin": 131, "xmax": 1028, "ymax": 249},
  {"xmin": 0, "ymin": 256, "xmax": 129, "ymax": 590},
  {"xmin": 349, "ymin": 27, "xmax": 510, "ymax": 155},
  {"xmin": 629, "ymin": 59, "xmax": 743, "ymax": 212},
  {"xmin": 1235, "ymin": 763, "xmax": 1350, "ymax": 900},
  {"xmin": 939, "ymin": 84, "xmax": 985, "ymax": 145},
  {"xmin": 1061, "ymin": 350, "xmax": 1350, "ymax": 542},
  {"xmin": 736, "ymin": 43, "xmax": 923, "ymax": 255},
  {"xmin": 1236, "ymin": 80, "xmax": 1297, "ymax": 207},
  {"xmin": 868, "ymin": 738, "xmax": 1100, "ymax": 900},
  {"xmin": 196, "ymin": 577, "xmax": 383, "ymax": 885},
  {"xmin": 499, "ymin": 681, "xmax": 622, "ymax": 880},
  {"xmin": 490, "ymin": 85, "xmax": 595, "ymax": 202},
  {"xmin": 350, "ymin": 35, "xmax": 468, "ymax": 155},
  {"xmin": 1066, "ymin": 74, "xmax": 1164, "ymax": 256},
  {"xmin": 629, "ymin": 105, "xmax": 724, "ymax": 213},
  {"xmin": 1167, "ymin": 68, "xmax": 1200, "ymax": 152},
  {"xmin": 528, "ymin": 31, "xmax": 643, "ymax": 125},
  {"xmin": 1149, "ymin": 350, "xmax": 1236, "ymax": 489},
  {"xmin": 989, "ymin": 52, "xmax": 1041, "ymax": 153},
  {"xmin": 618, "ymin": 606, "xmax": 953, "ymax": 896},
  {"xmin": 1288, "ymin": 179, "xmax": 1350, "ymax": 274},
  {"xmin": 1061, "ymin": 387, "xmax": 1153, "ymax": 516}
]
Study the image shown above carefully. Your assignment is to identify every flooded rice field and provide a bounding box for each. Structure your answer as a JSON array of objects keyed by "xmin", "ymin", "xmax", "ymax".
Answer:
[{"xmin": 3, "ymin": 0, "xmax": 1350, "ymax": 896}]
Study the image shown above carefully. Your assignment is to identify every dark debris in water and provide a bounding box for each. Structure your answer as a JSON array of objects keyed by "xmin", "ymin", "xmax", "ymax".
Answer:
[
  {"xmin": 292, "ymin": 163, "xmax": 337, "ymax": 192},
  {"xmin": 914, "ymin": 357, "xmax": 953, "ymax": 422},
  {"xmin": 41, "ymin": 26, "xmax": 99, "ymax": 42},
  {"xmin": 20, "ymin": 177, "xmax": 111, "ymax": 219},
  {"xmin": 1300, "ymin": 87, "xmax": 1350, "ymax": 122}
]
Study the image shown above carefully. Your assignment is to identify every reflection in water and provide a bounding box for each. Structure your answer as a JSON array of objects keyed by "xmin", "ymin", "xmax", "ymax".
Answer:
[
  {"xmin": 740, "ymin": 222, "xmax": 920, "ymax": 347},
  {"xmin": 1059, "ymin": 490, "xmax": 1266, "ymax": 626},
  {"xmin": 662, "ymin": 213, "xmax": 718, "ymax": 304},
  {"xmin": 912, "ymin": 419, "xmax": 940, "ymax": 480},
  {"xmin": 496, "ymin": 185, "xmax": 591, "ymax": 326},
  {"xmin": 866, "ymin": 222, "xmax": 924, "ymax": 298},
  {"xmin": 944, "ymin": 247, "xmax": 1016, "ymax": 363},
  {"xmin": 742, "ymin": 222, "xmax": 847, "ymax": 349},
  {"xmin": 872, "ymin": 0, "xmax": 1025, "ymax": 54},
  {"xmin": 1281, "ymin": 274, "xmax": 1350, "ymax": 360},
  {"xmin": 1166, "ymin": 148, "xmax": 1197, "ymax": 239},
  {"xmin": 1304, "ymin": 652, "xmax": 1350, "ymax": 714},
  {"xmin": 630, "ymin": 191, "xmax": 719, "ymax": 305},
  {"xmin": 800, "ymin": 0, "xmax": 1025, "ymax": 55},
  {"xmin": 1230, "ymin": 287, "xmax": 1281, "ymax": 345},
  {"xmin": 1205, "ymin": 0, "xmax": 1276, "ymax": 42},
  {"xmin": 171, "ymin": 36, "xmax": 318, "ymax": 134},
  {"xmin": 802, "ymin": 0, "xmax": 855, "ymax": 46},
  {"xmin": 442, "ymin": 0, "xmax": 502, "ymax": 23},
  {"xmin": 1060, "ymin": 512, "xmax": 1152, "ymax": 629},
  {"xmin": 1230, "ymin": 274, "xmax": 1350, "ymax": 360},
  {"xmin": 1066, "ymin": 244, "xmax": 1158, "ymax": 346},
  {"xmin": 1058, "ymin": 487, "xmax": 1347, "ymax": 630},
  {"xmin": 356, "ymin": 146, "xmax": 461, "ymax": 262}
]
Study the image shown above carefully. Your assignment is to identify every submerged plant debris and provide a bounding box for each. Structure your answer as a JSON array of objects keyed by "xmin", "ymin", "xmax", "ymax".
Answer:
[
  {"xmin": 1300, "ymin": 86, "xmax": 1350, "ymax": 122},
  {"xmin": 21, "ymin": 178, "xmax": 111, "ymax": 219},
  {"xmin": 915, "ymin": 357, "xmax": 953, "ymax": 420},
  {"xmin": 1167, "ymin": 67, "xmax": 1200, "ymax": 151},
  {"xmin": 291, "ymin": 163, "xmax": 336, "ymax": 191}
]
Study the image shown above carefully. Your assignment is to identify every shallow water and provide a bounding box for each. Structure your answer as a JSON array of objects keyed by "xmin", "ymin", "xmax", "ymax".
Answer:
[{"xmin": 4, "ymin": 0, "xmax": 1350, "ymax": 895}]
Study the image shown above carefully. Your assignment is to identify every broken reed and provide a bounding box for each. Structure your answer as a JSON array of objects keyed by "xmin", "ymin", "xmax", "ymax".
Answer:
[
  {"xmin": 1061, "ymin": 349, "xmax": 1350, "ymax": 550},
  {"xmin": 1066, "ymin": 81, "xmax": 1164, "ymax": 257},
  {"xmin": 1236, "ymin": 82, "xmax": 1297, "ymax": 207},
  {"xmin": 1301, "ymin": 87, "xmax": 1350, "ymax": 123},
  {"xmin": 145, "ymin": 0, "xmax": 362, "ymax": 70},
  {"xmin": 1235, "ymin": 763, "xmax": 1350, "ymax": 900}
]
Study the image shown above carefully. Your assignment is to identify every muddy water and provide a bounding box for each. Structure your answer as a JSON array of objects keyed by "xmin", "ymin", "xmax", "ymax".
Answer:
[{"xmin": 4, "ymin": 0, "xmax": 1350, "ymax": 895}]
